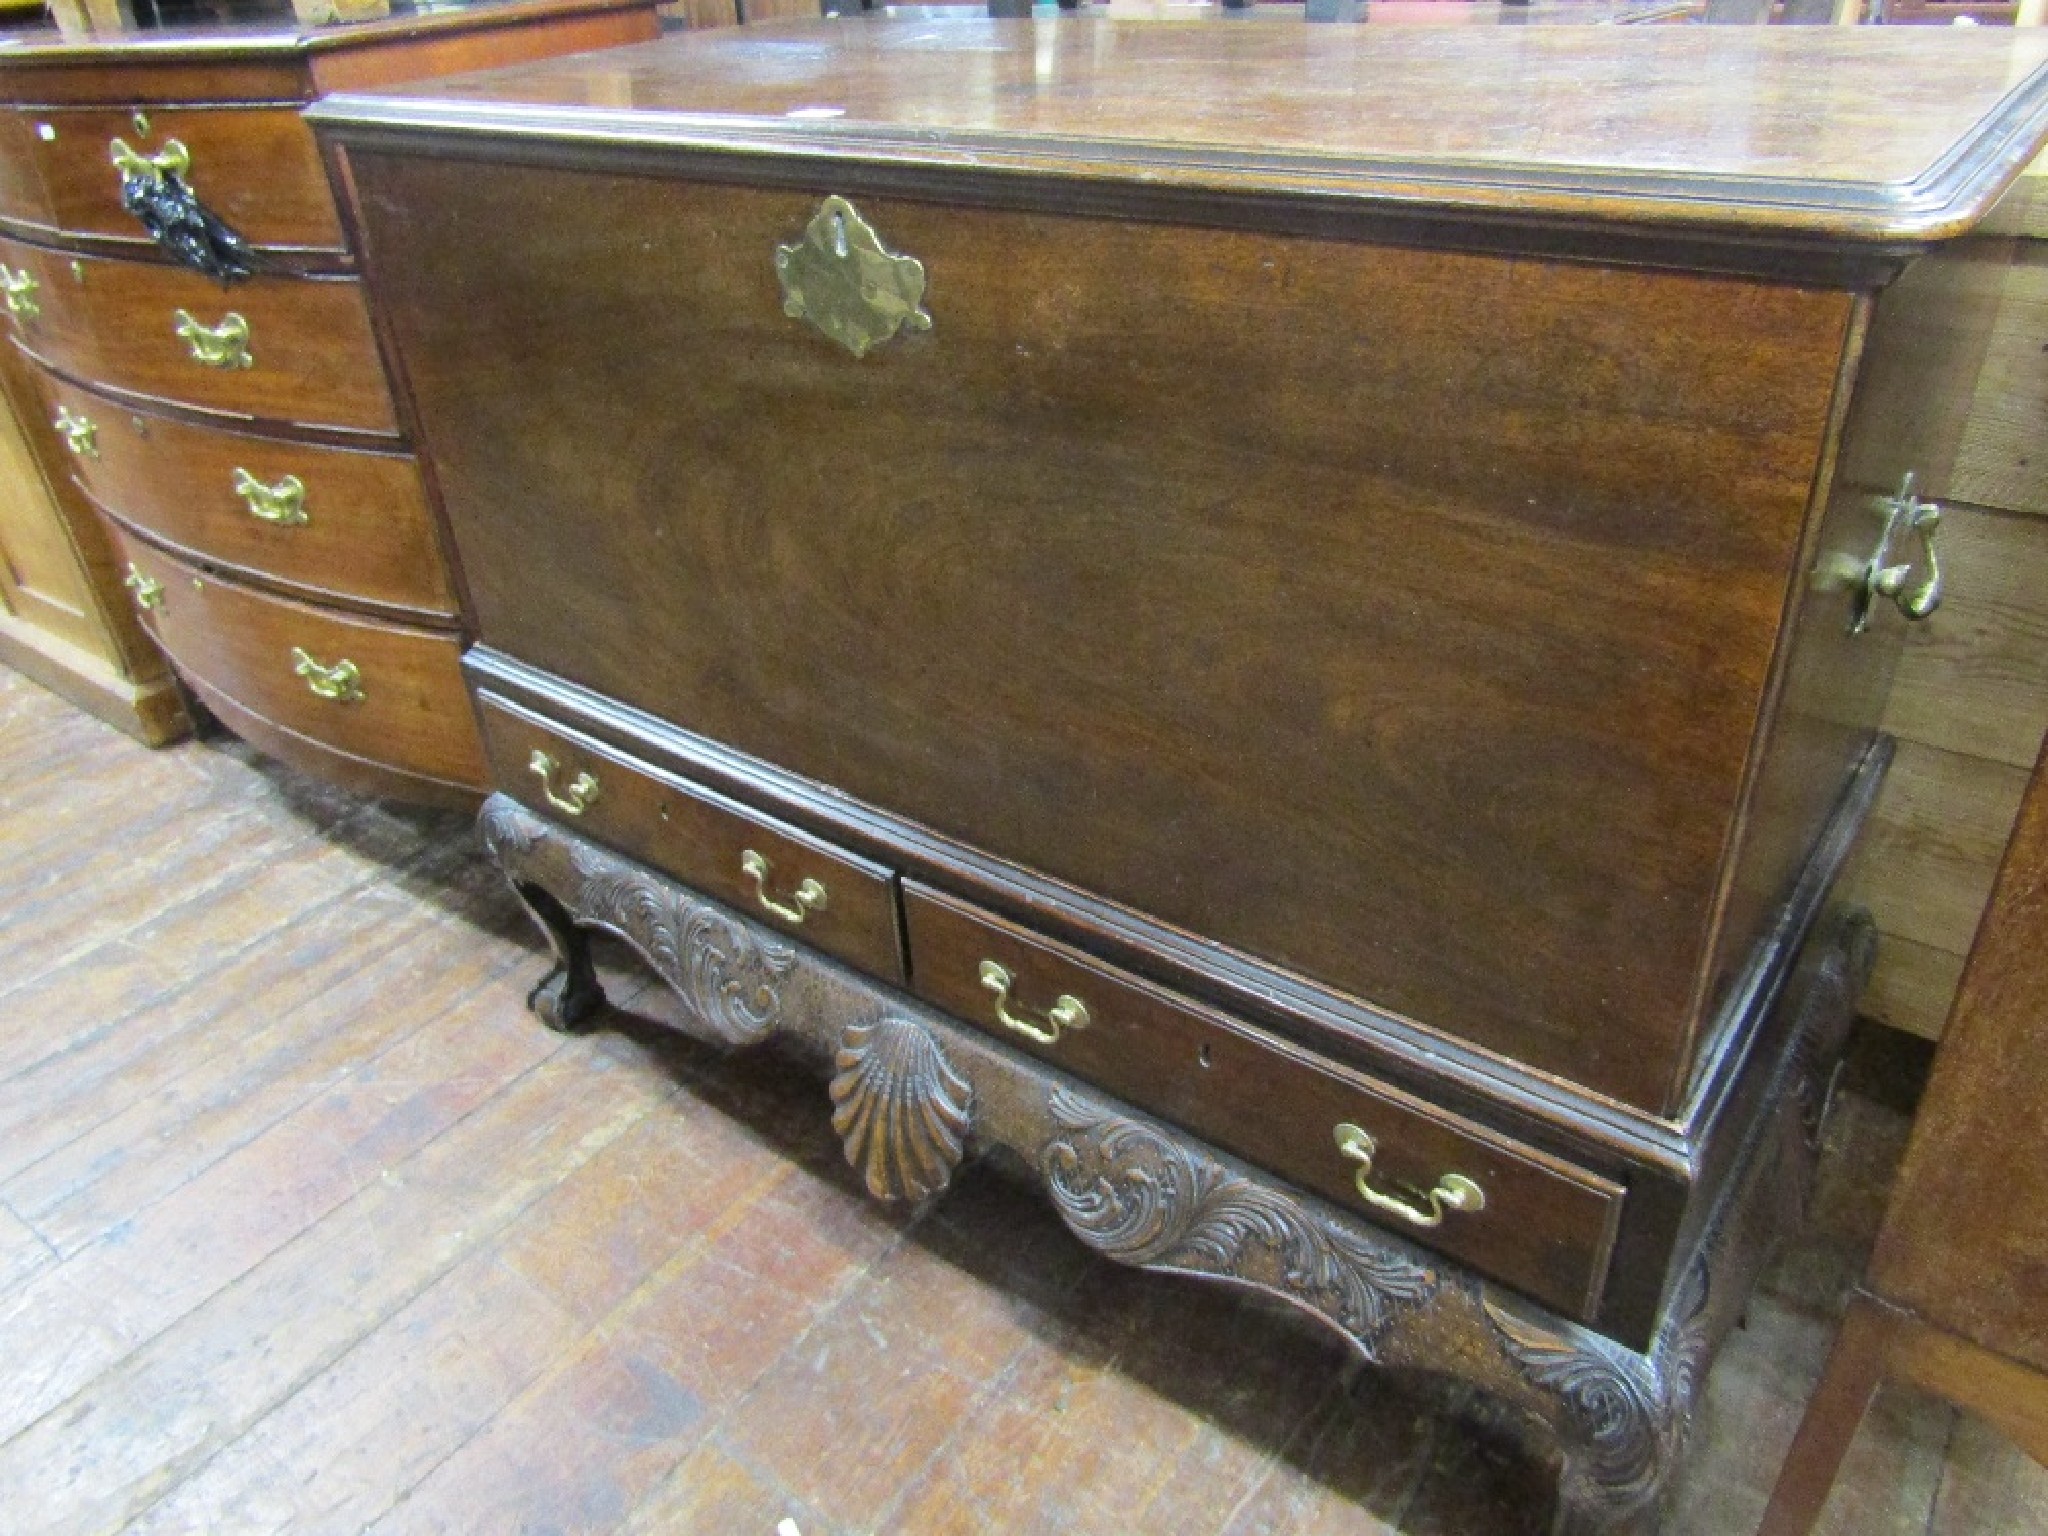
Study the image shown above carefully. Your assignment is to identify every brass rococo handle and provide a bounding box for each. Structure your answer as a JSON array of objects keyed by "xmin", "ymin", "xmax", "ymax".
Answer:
[
  {"xmin": 0, "ymin": 264, "xmax": 39, "ymax": 319},
  {"xmin": 54, "ymin": 405, "xmax": 97, "ymax": 459},
  {"xmin": 174, "ymin": 309, "xmax": 252, "ymax": 370},
  {"xmin": 123, "ymin": 562, "xmax": 163, "ymax": 610},
  {"xmin": 977, "ymin": 959, "xmax": 1090, "ymax": 1046},
  {"xmin": 528, "ymin": 749, "xmax": 599, "ymax": 817},
  {"xmin": 232, "ymin": 468, "xmax": 307, "ymax": 526},
  {"xmin": 109, "ymin": 136, "xmax": 191, "ymax": 186},
  {"xmin": 740, "ymin": 848, "xmax": 827, "ymax": 926},
  {"xmin": 291, "ymin": 646, "xmax": 362, "ymax": 703},
  {"xmin": 1332, "ymin": 1123, "xmax": 1485, "ymax": 1229},
  {"xmin": 1845, "ymin": 471, "xmax": 1944, "ymax": 635}
]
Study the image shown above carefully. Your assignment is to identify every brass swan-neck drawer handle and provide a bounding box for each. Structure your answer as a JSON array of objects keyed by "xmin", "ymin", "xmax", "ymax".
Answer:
[
  {"xmin": 1332, "ymin": 1123, "xmax": 1485, "ymax": 1230},
  {"xmin": 740, "ymin": 849, "xmax": 827, "ymax": 925},
  {"xmin": 528, "ymin": 750, "xmax": 599, "ymax": 817},
  {"xmin": 123, "ymin": 563, "xmax": 163, "ymax": 610},
  {"xmin": 1838, "ymin": 471, "xmax": 1944, "ymax": 635},
  {"xmin": 109, "ymin": 136, "xmax": 190, "ymax": 186},
  {"xmin": 54, "ymin": 406, "xmax": 97, "ymax": 459},
  {"xmin": 977, "ymin": 960, "xmax": 1090, "ymax": 1047},
  {"xmin": 291, "ymin": 647, "xmax": 362, "ymax": 703},
  {"xmin": 0, "ymin": 265, "xmax": 39, "ymax": 320},
  {"xmin": 174, "ymin": 309, "xmax": 252, "ymax": 370},
  {"xmin": 232, "ymin": 468, "xmax": 307, "ymax": 526}
]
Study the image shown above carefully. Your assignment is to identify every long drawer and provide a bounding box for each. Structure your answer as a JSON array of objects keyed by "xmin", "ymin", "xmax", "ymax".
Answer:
[
  {"xmin": 475, "ymin": 693, "xmax": 906, "ymax": 984},
  {"xmin": 0, "ymin": 106, "xmax": 344, "ymax": 252},
  {"xmin": 109, "ymin": 525, "xmax": 484, "ymax": 791},
  {"xmin": 39, "ymin": 374, "xmax": 451, "ymax": 619},
  {"xmin": 0, "ymin": 235, "xmax": 395, "ymax": 433},
  {"xmin": 903, "ymin": 880, "xmax": 1625, "ymax": 1322}
]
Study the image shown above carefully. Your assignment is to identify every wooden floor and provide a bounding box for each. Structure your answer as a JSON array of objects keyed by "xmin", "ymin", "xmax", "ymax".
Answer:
[{"xmin": 1, "ymin": 664, "xmax": 2044, "ymax": 1536}]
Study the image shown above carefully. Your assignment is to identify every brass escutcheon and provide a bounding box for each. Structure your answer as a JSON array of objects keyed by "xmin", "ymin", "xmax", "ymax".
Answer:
[
  {"xmin": 528, "ymin": 749, "xmax": 600, "ymax": 817},
  {"xmin": 53, "ymin": 406, "xmax": 97, "ymax": 459},
  {"xmin": 977, "ymin": 960, "xmax": 1089, "ymax": 1047},
  {"xmin": 109, "ymin": 136, "xmax": 190, "ymax": 186},
  {"xmin": 1332, "ymin": 1123, "xmax": 1485, "ymax": 1229},
  {"xmin": 0, "ymin": 265, "xmax": 39, "ymax": 320},
  {"xmin": 123, "ymin": 563, "xmax": 163, "ymax": 610},
  {"xmin": 174, "ymin": 309, "xmax": 252, "ymax": 370},
  {"xmin": 291, "ymin": 647, "xmax": 362, "ymax": 703},
  {"xmin": 774, "ymin": 195, "xmax": 932, "ymax": 359},
  {"xmin": 232, "ymin": 468, "xmax": 308, "ymax": 526},
  {"xmin": 740, "ymin": 848, "xmax": 827, "ymax": 925}
]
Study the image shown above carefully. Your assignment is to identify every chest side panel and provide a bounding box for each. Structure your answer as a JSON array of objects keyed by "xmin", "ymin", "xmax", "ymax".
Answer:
[{"xmin": 355, "ymin": 154, "xmax": 1851, "ymax": 1110}]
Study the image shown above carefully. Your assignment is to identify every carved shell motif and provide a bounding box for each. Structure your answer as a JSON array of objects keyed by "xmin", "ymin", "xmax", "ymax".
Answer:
[{"xmin": 829, "ymin": 1016, "xmax": 973, "ymax": 1203}]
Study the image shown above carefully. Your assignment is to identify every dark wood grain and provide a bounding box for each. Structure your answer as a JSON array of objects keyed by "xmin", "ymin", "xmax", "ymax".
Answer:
[
  {"xmin": 109, "ymin": 525, "xmax": 485, "ymax": 793},
  {"xmin": 356, "ymin": 157, "xmax": 1852, "ymax": 1111},
  {"xmin": 37, "ymin": 374, "xmax": 452, "ymax": 621},
  {"xmin": 0, "ymin": 235, "xmax": 397, "ymax": 435},
  {"xmin": 476, "ymin": 693, "xmax": 906, "ymax": 984},
  {"xmin": 901, "ymin": 880, "xmax": 1624, "ymax": 1323}
]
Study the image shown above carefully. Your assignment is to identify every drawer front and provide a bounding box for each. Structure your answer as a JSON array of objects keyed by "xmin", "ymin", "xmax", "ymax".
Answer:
[
  {"xmin": 476, "ymin": 695, "xmax": 905, "ymax": 984},
  {"xmin": 18, "ymin": 107, "xmax": 343, "ymax": 252},
  {"xmin": 355, "ymin": 155, "xmax": 1861, "ymax": 1111},
  {"xmin": 109, "ymin": 526, "xmax": 484, "ymax": 790},
  {"xmin": 903, "ymin": 882, "xmax": 1623, "ymax": 1321},
  {"xmin": 0, "ymin": 112, "xmax": 53, "ymax": 231},
  {"xmin": 0, "ymin": 237, "xmax": 396, "ymax": 434},
  {"xmin": 39, "ymin": 375, "xmax": 452, "ymax": 618}
]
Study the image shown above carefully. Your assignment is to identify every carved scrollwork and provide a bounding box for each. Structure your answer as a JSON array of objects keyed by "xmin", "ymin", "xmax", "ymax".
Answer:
[
  {"xmin": 480, "ymin": 794, "xmax": 545, "ymax": 862},
  {"xmin": 829, "ymin": 1015, "xmax": 973, "ymax": 1203},
  {"xmin": 1042, "ymin": 1088, "xmax": 1437, "ymax": 1354},
  {"xmin": 1482, "ymin": 1296, "xmax": 1670, "ymax": 1521}
]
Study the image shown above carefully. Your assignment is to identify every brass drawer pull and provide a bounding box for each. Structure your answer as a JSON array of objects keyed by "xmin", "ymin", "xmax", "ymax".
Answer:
[
  {"xmin": 174, "ymin": 309, "xmax": 252, "ymax": 370},
  {"xmin": 0, "ymin": 264, "xmax": 39, "ymax": 320},
  {"xmin": 528, "ymin": 749, "xmax": 599, "ymax": 816},
  {"xmin": 232, "ymin": 468, "xmax": 307, "ymax": 526},
  {"xmin": 123, "ymin": 563, "xmax": 163, "ymax": 610},
  {"xmin": 54, "ymin": 406, "xmax": 97, "ymax": 459},
  {"xmin": 291, "ymin": 646, "xmax": 362, "ymax": 703},
  {"xmin": 1849, "ymin": 471, "xmax": 1943, "ymax": 634},
  {"xmin": 1332, "ymin": 1123, "xmax": 1485, "ymax": 1229},
  {"xmin": 740, "ymin": 848, "xmax": 827, "ymax": 925},
  {"xmin": 977, "ymin": 960, "xmax": 1089, "ymax": 1046},
  {"xmin": 109, "ymin": 137, "xmax": 190, "ymax": 186}
]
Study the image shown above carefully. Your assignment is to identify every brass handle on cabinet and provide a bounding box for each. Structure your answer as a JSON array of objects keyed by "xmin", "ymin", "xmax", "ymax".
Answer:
[
  {"xmin": 123, "ymin": 563, "xmax": 163, "ymax": 611},
  {"xmin": 174, "ymin": 309, "xmax": 251, "ymax": 370},
  {"xmin": 740, "ymin": 849, "xmax": 827, "ymax": 925},
  {"xmin": 1852, "ymin": 472, "xmax": 1943, "ymax": 634},
  {"xmin": 109, "ymin": 136, "xmax": 190, "ymax": 186},
  {"xmin": 977, "ymin": 960, "xmax": 1089, "ymax": 1046},
  {"xmin": 528, "ymin": 750, "xmax": 599, "ymax": 817},
  {"xmin": 291, "ymin": 647, "xmax": 362, "ymax": 703},
  {"xmin": 232, "ymin": 468, "xmax": 307, "ymax": 526},
  {"xmin": 54, "ymin": 406, "xmax": 97, "ymax": 459},
  {"xmin": 1332, "ymin": 1123, "xmax": 1485, "ymax": 1229},
  {"xmin": 0, "ymin": 264, "xmax": 39, "ymax": 320}
]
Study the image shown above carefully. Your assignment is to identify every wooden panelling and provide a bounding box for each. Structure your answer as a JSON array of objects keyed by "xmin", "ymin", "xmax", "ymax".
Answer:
[
  {"xmin": 1948, "ymin": 242, "xmax": 2048, "ymax": 519},
  {"xmin": 1861, "ymin": 935, "xmax": 1968, "ymax": 1043},
  {"xmin": 0, "ymin": 236, "xmax": 397, "ymax": 435}
]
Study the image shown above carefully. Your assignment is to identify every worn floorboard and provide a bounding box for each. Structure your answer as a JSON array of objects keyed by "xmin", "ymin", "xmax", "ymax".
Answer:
[{"xmin": 0, "ymin": 663, "xmax": 2041, "ymax": 1536}]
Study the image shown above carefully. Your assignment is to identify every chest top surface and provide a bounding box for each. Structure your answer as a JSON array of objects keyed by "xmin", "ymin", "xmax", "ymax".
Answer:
[{"xmin": 313, "ymin": 19, "xmax": 2048, "ymax": 244}]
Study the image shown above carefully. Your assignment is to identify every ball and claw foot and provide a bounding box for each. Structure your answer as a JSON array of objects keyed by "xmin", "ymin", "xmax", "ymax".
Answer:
[{"xmin": 528, "ymin": 961, "xmax": 605, "ymax": 1032}]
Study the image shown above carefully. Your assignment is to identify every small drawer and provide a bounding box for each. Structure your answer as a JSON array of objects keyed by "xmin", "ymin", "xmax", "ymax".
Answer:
[
  {"xmin": 109, "ymin": 526, "xmax": 484, "ymax": 792},
  {"xmin": 903, "ymin": 882, "xmax": 1624, "ymax": 1322},
  {"xmin": 40, "ymin": 376, "xmax": 452, "ymax": 619},
  {"xmin": 18, "ymin": 107, "xmax": 344, "ymax": 252},
  {"xmin": 476, "ymin": 695, "xmax": 905, "ymax": 985},
  {"xmin": 0, "ymin": 236, "xmax": 396, "ymax": 435}
]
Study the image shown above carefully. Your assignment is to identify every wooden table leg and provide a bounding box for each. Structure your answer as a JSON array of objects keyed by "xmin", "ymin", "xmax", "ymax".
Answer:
[{"xmin": 1757, "ymin": 1293, "xmax": 1901, "ymax": 1536}]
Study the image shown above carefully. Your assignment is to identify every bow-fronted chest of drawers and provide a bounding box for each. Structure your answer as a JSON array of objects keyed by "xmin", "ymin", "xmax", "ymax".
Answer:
[{"xmin": 0, "ymin": 0, "xmax": 662, "ymax": 806}]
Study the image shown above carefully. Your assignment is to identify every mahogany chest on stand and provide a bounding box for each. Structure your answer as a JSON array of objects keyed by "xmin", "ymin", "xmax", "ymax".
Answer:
[{"xmin": 309, "ymin": 21, "xmax": 2048, "ymax": 1528}]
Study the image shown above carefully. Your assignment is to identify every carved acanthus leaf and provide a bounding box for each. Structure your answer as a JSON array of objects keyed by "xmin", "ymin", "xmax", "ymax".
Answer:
[
  {"xmin": 1042, "ymin": 1088, "xmax": 1436, "ymax": 1354},
  {"xmin": 829, "ymin": 1015, "xmax": 973, "ymax": 1203}
]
